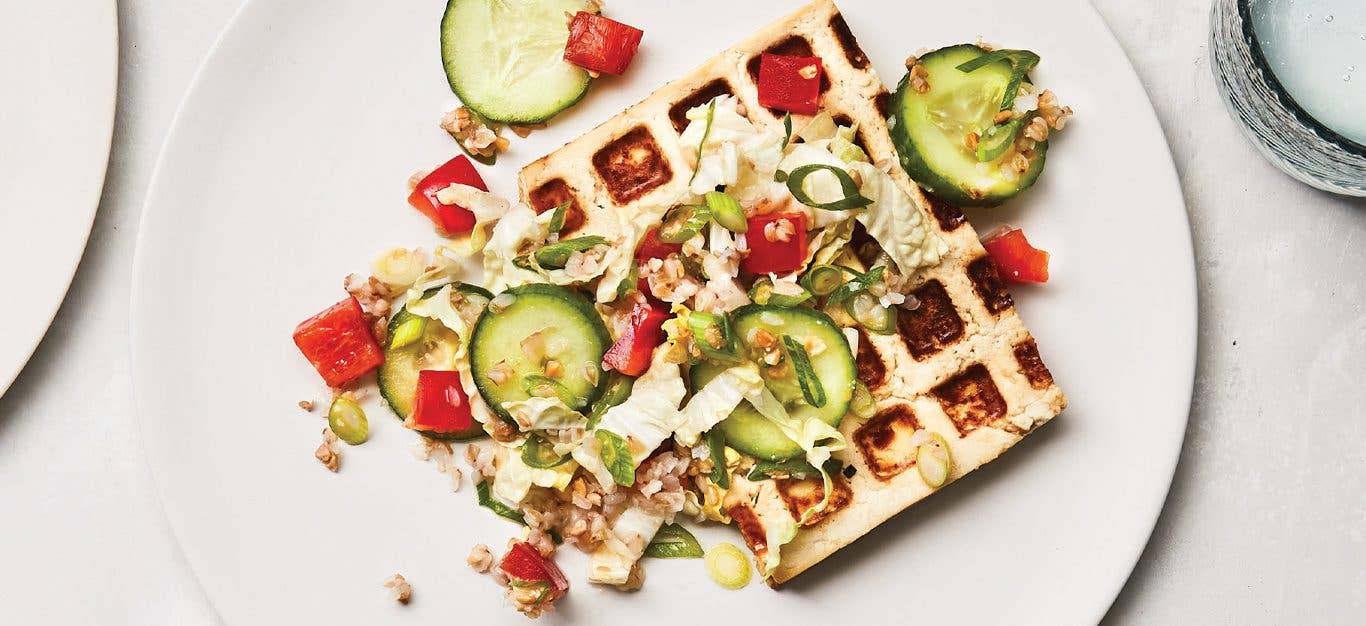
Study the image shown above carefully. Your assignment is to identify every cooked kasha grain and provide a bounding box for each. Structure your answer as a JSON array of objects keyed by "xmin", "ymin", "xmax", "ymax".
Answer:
[
  {"xmin": 467, "ymin": 544, "xmax": 495, "ymax": 573},
  {"xmin": 315, "ymin": 428, "xmax": 340, "ymax": 472},
  {"xmin": 382, "ymin": 574, "xmax": 412, "ymax": 604}
]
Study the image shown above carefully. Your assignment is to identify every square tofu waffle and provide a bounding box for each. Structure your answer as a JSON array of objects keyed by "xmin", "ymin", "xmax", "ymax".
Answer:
[{"xmin": 518, "ymin": 0, "xmax": 1066, "ymax": 585}]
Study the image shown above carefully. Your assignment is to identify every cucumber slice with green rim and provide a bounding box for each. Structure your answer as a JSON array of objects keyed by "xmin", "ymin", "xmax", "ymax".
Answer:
[
  {"xmin": 890, "ymin": 44, "xmax": 1048, "ymax": 206},
  {"xmin": 441, "ymin": 0, "xmax": 591, "ymax": 124},
  {"xmin": 470, "ymin": 284, "xmax": 610, "ymax": 421},
  {"xmin": 378, "ymin": 285, "xmax": 491, "ymax": 441},
  {"xmin": 691, "ymin": 306, "xmax": 855, "ymax": 461}
]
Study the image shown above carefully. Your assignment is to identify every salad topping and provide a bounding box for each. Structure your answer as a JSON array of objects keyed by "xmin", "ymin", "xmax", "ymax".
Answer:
[{"xmin": 292, "ymin": 1, "xmax": 1072, "ymax": 615}]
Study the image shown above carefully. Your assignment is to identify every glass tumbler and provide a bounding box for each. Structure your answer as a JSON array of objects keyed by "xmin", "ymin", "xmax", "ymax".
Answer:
[{"xmin": 1211, "ymin": 0, "xmax": 1366, "ymax": 196}]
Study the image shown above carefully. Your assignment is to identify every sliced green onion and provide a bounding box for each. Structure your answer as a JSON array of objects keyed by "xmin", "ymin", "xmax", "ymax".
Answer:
[
  {"xmin": 706, "ymin": 428, "xmax": 730, "ymax": 489},
  {"xmin": 688, "ymin": 311, "xmax": 740, "ymax": 362},
  {"xmin": 746, "ymin": 457, "xmax": 819, "ymax": 481},
  {"xmin": 534, "ymin": 235, "xmax": 608, "ymax": 269},
  {"xmin": 781, "ymin": 335, "xmax": 826, "ymax": 408},
  {"xmin": 596, "ymin": 430, "xmax": 636, "ymax": 487},
  {"xmin": 955, "ymin": 49, "xmax": 1011, "ymax": 73},
  {"xmin": 327, "ymin": 397, "xmax": 369, "ymax": 445},
  {"xmin": 522, "ymin": 435, "xmax": 572, "ymax": 469},
  {"xmin": 512, "ymin": 254, "xmax": 536, "ymax": 271},
  {"xmin": 830, "ymin": 127, "xmax": 869, "ymax": 163},
  {"xmin": 688, "ymin": 98, "xmax": 717, "ymax": 185},
  {"xmin": 705, "ymin": 191, "xmax": 748, "ymax": 233},
  {"xmin": 658, "ymin": 203, "xmax": 712, "ymax": 243},
  {"xmin": 522, "ymin": 375, "xmax": 586, "ymax": 409},
  {"xmin": 976, "ymin": 118, "xmax": 1022, "ymax": 162},
  {"xmin": 845, "ymin": 291, "xmax": 897, "ymax": 335},
  {"xmin": 916, "ymin": 432, "xmax": 954, "ymax": 488},
  {"xmin": 748, "ymin": 278, "xmax": 773, "ymax": 305},
  {"xmin": 801, "ymin": 265, "xmax": 845, "ymax": 297},
  {"xmin": 785, "ymin": 164, "xmax": 873, "ymax": 211},
  {"xmin": 749, "ymin": 276, "xmax": 812, "ymax": 308},
  {"xmin": 780, "ymin": 113, "xmax": 794, "ymax": 150},
  {"xmin": 475, "ymin": 480, "xmax": 526, "ymax": 524},
  {"xmin": 508, "ymin": 579, "xmax": 552, "ymax": 605},
  {"xmin": 825, "ymin": 265, "xmax": 885, "ymax": 308},
  {"xmin": 823, "ymin": 302, "xmax": 856, "ymax": 327},
  {"xmin": 851, "ymin": 380, "xmax": 876, "ymax": 419},
  {"xmin": 705, "ymin": 543, "xmax": 752, "ymax": 589},
  {"xmin": 644, "ymin": 522, "xmax": 704, "ymax": 558},
  {"xmin": 1000, "ymin": 51, "xmax": 1040, "ymax": 110},
  {"xmin": 547, "ymin": 200, "xmax": 571, "ymax": 236},
  {"xmin": 388, "ymin": 316, "xmax": 427, "ymax": 350},
  {"xmin": 587, "ymin": 373, "xmax": 633, "ymax": 429},
  {"xmin": 955, "ymin": 49, "xmax": 1040, "ymax": 110},
  {"xmin": 615, "ymin": 261, "xmax": 640, "ymax": 300}
]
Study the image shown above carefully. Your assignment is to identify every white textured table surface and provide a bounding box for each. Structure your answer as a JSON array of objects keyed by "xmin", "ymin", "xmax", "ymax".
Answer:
[{"xmin": 1, "ymin": 1, "xmax": 1362, "ymax": 624}]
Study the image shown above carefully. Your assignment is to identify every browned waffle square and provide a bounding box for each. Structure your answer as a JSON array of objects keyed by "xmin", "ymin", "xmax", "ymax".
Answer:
[{"xmin": 518, "ymin": 0, "xmax": 1066, "ymax": 585}]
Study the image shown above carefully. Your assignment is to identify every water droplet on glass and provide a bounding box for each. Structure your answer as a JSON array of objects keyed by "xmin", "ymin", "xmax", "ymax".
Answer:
[
  {"xmin": 1305, "ymin": 13, "xmax": 1313, "ymax": 20},
  {"xmin": 1325, "ymin": 14, "xmax": 1334, "ymax": 23},
  {"xmin": 1344, "ymin": 74, "xmax": 1352, "ymax": 82}
]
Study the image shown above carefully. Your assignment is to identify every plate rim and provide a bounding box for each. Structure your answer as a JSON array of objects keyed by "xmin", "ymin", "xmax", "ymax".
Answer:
[
  {"xmin": 129, "ymin": 0, "xmax": 1197, "ymax": 623},
  {"xmin": 0, "ymin": 0, "xmax": 119, "ymax": 395}
]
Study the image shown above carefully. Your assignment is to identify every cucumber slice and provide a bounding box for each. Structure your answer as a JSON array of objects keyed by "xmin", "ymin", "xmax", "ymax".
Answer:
[
  {"xmin": 691, "ymin": 306, "xmax": 855, "ymax": 461},
  {"xmin": 470, "ymin": 284, "xmax": 610, "ymax": 421},
  {"xmin": 441, "ymin": 0, "xmax": 591, "ymax": 124},
  {"xmin": 890, "ymin": 44, "xmax": 1048, "ymax": 206},
  {"xmin": 378, "ymin": 284, "xmax": 492, "ymax": 440}
]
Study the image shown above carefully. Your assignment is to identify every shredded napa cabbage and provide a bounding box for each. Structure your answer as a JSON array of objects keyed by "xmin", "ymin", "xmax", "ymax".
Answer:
[
  {"xmin": 435, "ymin": 183, "xmax": 515, "ymax": 253},
  {"xmin": 680, "ymin": 95, "xmax": 787, "ymax": 201},
  {"xmin": 404, "ymin": 285, "xmax": 469, "ymax": 357},
  {"xmin": 776, "ymin": 144, "xmax": 858, "ymax": 229},
  {"xmin": 849, "ymin": 161, "xmax": 947, "ymax": 279},
  {"xmin": 500, "ymin": 396, "xmax": 587, "ymax": 432},
  {"xmin": 761, "ymin": 509, "xmax": 799, "ymax": 575},
  {"xmin": 482, "ymin": 204, "xmax": 547, "ymax": 293},
  {"xmin": 745, "ymin": 386, "xmax": 847, "ymax": 524},
  {"xmin": 673, "ymin": 364, "xmax": 764, "ymax": 446},
  {"xmin": 572, "ymin": 346, "xmax": 686, "ymax": 490},
  {"xmin": 491, "ymin": 447, "xmax": 576, "ymax": 507},
  {"xmin": 405, "ymin": 245, "xmax": 477, "ymax": 301},
  {"xmin": 597, "ymin": 202, "xmax": 671, "ymax": 303},
  {"xmin": 587, "ymin": 506, "xmax": 671, "ymax": 585}
]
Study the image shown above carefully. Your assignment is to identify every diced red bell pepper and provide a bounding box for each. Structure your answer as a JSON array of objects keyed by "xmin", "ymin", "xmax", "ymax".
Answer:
[
  {"xmin": 563, "ymin": 11, "xmax": 644, "ymax": 76},
  {"xmin": 500, "ymin": 542, "xmax": 569, "ymax": 595},
  {"xmin": 411, "ymin": 370, "xmax": 475, "ymax": 435},
  {"xmin": 982, "ymin": 226, "xmax": 1050, "ymax": 283},
  {"xmin": 407, "ymin": 154, "xmax": 488, "ymax": 235},
  {"xmin": 603, "ymin": 302, "xmax": 670, "ymax": 376},
  {"xmin": 635, "ymin": 226, "xmax": 682, "ymax": 262},
  {"xmin": 756, "ymin": 53, "xmax": 822, "ymax": 115},
  {"xmin": 635, "ymin": 275, "xmax": 667, "ymax": 308},
  {"xmin": 292, "ymin": 297, "xmax": 384, "ymax": 388},
  {"xmin": 741, "ymin": 212, "xmax": 808, "ymax": 275}
]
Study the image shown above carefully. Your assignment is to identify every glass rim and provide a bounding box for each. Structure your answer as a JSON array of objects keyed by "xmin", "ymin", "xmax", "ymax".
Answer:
[{"xmin": 1236, "ymin": 0, "xmax": 1366, "ymax": 156}]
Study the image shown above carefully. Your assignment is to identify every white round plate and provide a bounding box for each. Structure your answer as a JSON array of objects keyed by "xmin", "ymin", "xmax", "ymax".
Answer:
[
  {"xmin": 0, "ymin": 0, "xmax": 117, "ymax": 395},
  {"xmin": 132, "ymin": 1, "xmax": 1194, "ymax": 624}
]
